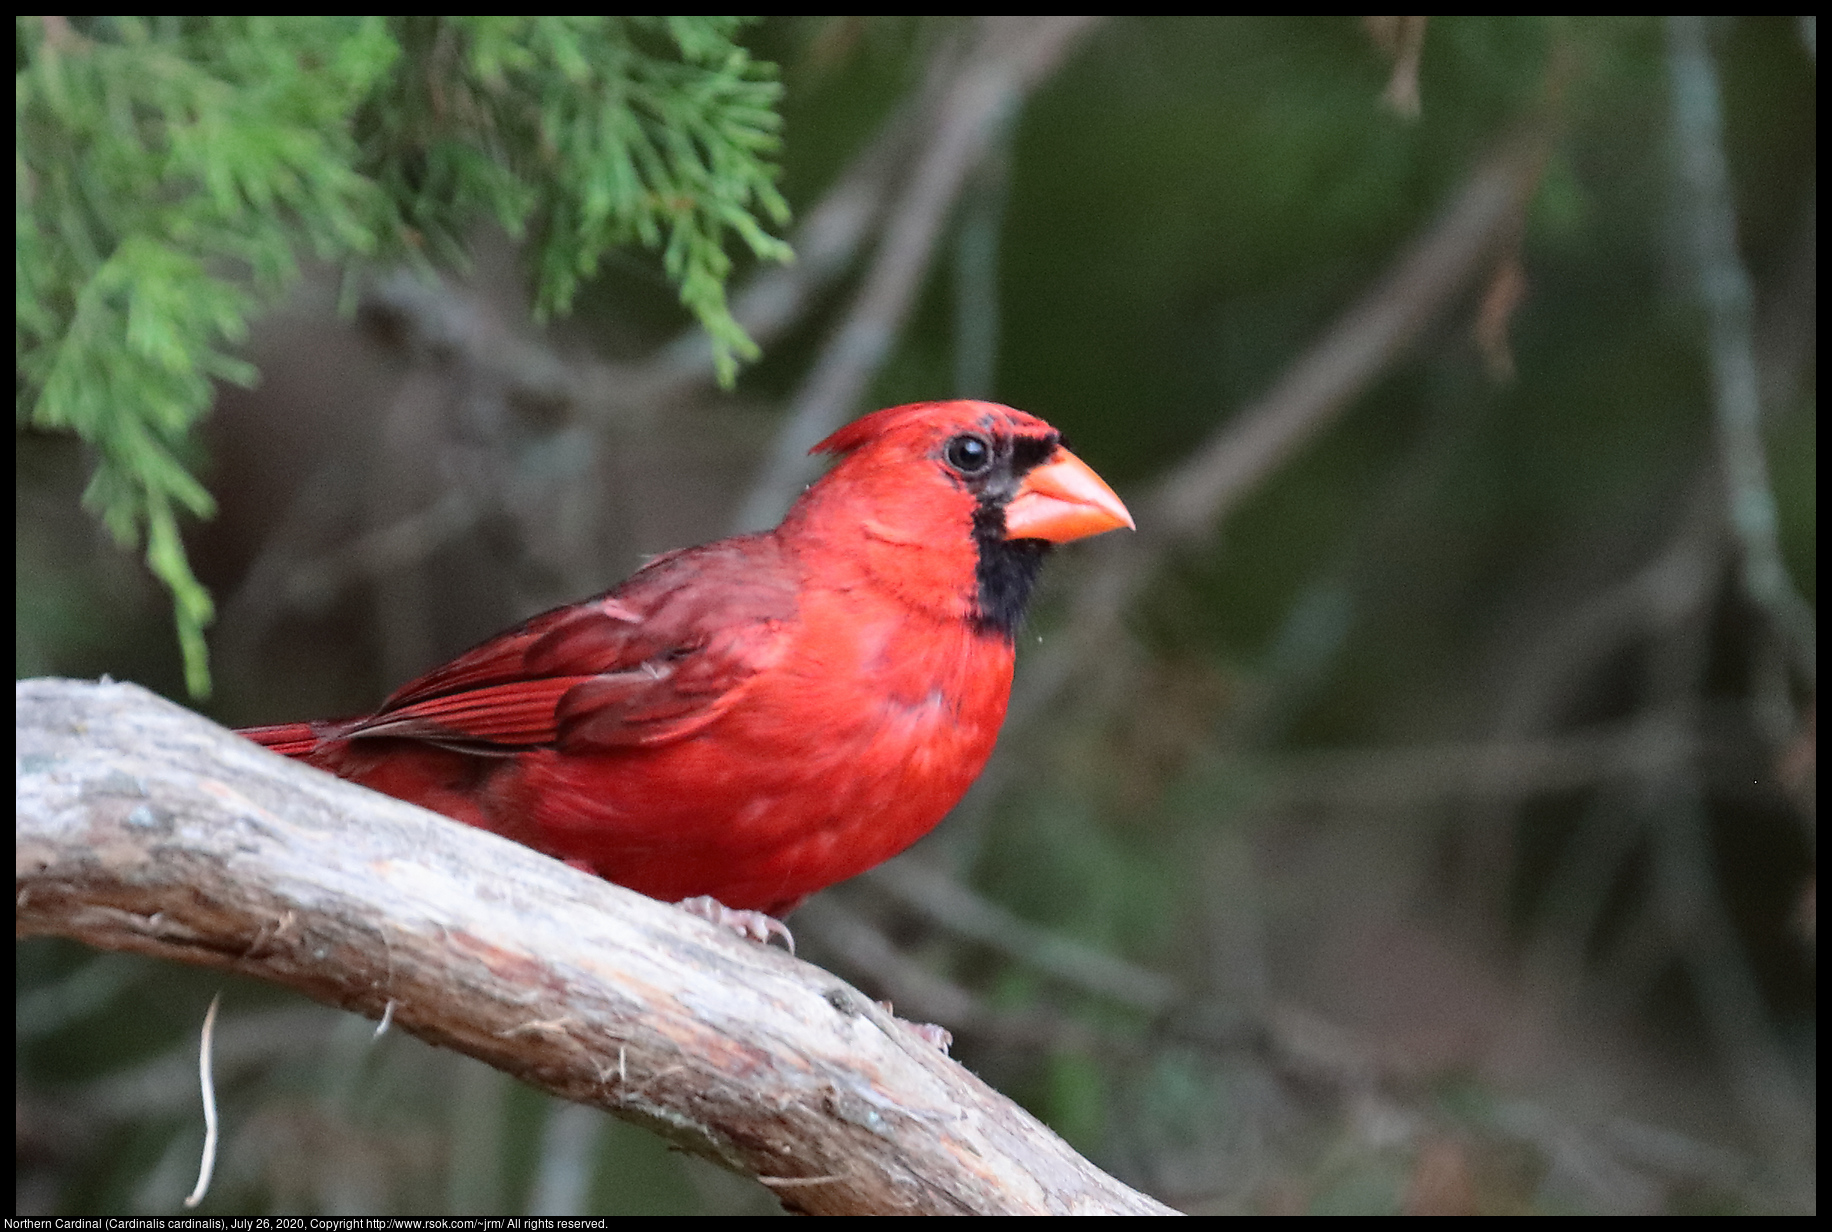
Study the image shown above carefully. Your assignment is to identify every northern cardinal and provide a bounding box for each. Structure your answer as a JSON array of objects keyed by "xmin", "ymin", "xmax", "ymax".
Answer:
[{"xmin": 240, "ymin": 400, "xmax": 1132, "ymax": 923}]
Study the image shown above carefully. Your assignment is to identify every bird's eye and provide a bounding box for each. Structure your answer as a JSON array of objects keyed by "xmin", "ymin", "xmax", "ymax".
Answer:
[{"xmin": 944, "ymin": 433, "xmax": 992, "ymax": 475}]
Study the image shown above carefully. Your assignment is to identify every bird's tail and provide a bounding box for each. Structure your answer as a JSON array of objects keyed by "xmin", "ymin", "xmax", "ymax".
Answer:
[{"xmin": 237, "ymin": 722, "xmax": 323, "ymax": 758}]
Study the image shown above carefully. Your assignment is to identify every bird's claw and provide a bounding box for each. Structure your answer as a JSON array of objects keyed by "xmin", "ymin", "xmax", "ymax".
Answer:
[
  {"xmin": 676, "ymin": 896, "xmax": 795, "ymax": 955},
  {"xmin": 908, "ymin": 1022, "xmax": 953, "ymax": 1054},
  {"xmin": 876, "ymin": 1001, "xmax": 952, "ymax": 1054}
]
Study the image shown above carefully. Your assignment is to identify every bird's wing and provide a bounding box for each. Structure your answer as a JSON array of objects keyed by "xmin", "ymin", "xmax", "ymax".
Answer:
[{"xmin": 344, "ymin": 536, "xmax": 800, "ymax": 753}]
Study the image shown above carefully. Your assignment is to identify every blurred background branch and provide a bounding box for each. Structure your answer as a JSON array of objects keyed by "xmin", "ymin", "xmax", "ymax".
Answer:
[
  {"xmin": 1664, "ymin": 15, "xmax": 1816, "ymax": 690},
  {"xmin": 732, "ymin": 16, "xmax": 1104, "ymax": 532}
]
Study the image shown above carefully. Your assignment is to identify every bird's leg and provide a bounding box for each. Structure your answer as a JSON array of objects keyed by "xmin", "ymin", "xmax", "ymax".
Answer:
[{"xmin": 675, "ymin": 896, "xmax": 795, "ymax": 955}]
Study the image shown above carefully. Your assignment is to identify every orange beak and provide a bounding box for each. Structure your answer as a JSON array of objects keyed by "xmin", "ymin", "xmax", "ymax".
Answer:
[{"xmin": 1003, "ymin": 446, "xmax": 1135, "ymax": 543}]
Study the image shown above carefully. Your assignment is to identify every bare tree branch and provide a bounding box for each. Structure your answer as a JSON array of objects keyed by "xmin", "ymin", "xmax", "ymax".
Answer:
[
  {"xmin": 866, "ymin": 859, "xmax": 1180, "ymax": 1014},
  {"xmin": 15, "ymin": 677, "xmax": 1178, "ymax": 1217},
  {"xmin": 795, "ymin": 895, "xmax": 1115, "ymax": 1056},
  {"xmin": 1013, "ymin": 131, "xmax": 1555, "ymax": 730},
  {"xmin": 1664, "ymin": 15, "xmax": 1816, "ymax": 688},
  {"xmin": 733, "ymin": 16, "xmax": 1105, "ymax": 532}
]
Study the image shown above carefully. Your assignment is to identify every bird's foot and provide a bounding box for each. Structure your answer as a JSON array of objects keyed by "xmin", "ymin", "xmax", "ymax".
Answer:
[
  {"xmin": 676, "ymin": 896, "xmax": 795, "ymax": 955},
  {"xmin": 877, "ymin": 1001, "xmax": 953, "ymax": 1054}
]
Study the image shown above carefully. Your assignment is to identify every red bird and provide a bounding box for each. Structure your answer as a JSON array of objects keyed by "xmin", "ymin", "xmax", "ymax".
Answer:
[{"xmin": 240, "ymin": 401, "xmax": 1132, "ymax": 923}]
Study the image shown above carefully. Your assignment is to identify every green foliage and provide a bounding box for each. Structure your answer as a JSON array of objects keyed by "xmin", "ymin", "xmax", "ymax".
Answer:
[
  {"xmin": 16, "ymin": 16, "xmax": 790, "ymax": 696},
  {"xmin": 356, "ymin": 17, "xmax": 792, "ymax": 357}
]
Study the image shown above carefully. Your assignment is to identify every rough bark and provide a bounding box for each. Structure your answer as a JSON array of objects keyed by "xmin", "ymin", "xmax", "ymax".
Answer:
[{"xmin": 15, "ymin": 677, "xmax": 1178, "ymax": 1216}]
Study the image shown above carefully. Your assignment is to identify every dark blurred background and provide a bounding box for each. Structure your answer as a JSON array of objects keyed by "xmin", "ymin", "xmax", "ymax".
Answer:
[{"xmin": 17, "ymin": 16, "xmax": 1815, "ymax": 1215}]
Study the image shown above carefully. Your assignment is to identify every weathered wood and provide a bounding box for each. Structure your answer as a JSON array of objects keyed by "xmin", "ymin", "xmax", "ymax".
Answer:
[{"xmin": 16, "ymin": 677, "xmax": 1177, "ymax": 1215}]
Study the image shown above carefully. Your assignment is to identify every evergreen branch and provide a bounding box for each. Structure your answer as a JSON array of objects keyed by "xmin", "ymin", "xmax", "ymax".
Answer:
[{"xmin": 17, "ymin": 16, "xmax": 791, "ymax": 696}]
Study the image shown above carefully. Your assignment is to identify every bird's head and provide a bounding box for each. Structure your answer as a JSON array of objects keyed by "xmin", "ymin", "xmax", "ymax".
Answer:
[{"xmin": 786, "ymin": 401, "xmax": 1133, "ymax": 638}]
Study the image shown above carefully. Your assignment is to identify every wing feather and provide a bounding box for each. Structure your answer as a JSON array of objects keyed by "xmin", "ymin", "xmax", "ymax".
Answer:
[{"xmin": 340, "ymin": 536, "xmax": 798, "ymax": 754}]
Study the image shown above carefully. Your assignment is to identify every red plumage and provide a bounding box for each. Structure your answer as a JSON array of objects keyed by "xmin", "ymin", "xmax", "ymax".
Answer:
[{"xmin": 240, "ymin": 401, "xmax": 1132, "ymax": 916}]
